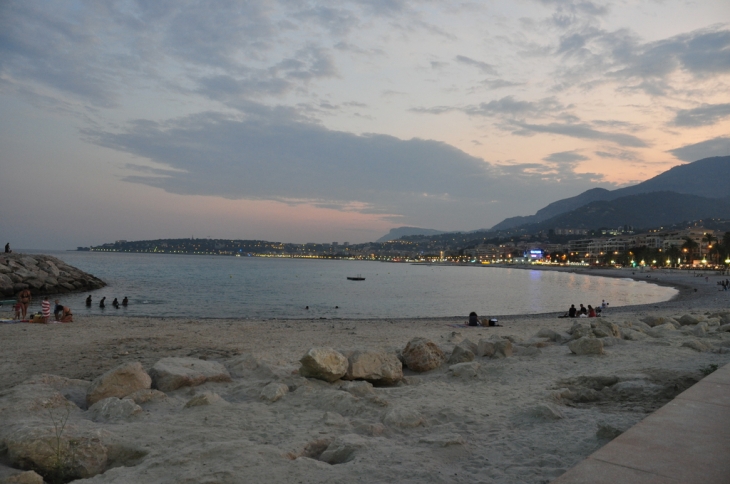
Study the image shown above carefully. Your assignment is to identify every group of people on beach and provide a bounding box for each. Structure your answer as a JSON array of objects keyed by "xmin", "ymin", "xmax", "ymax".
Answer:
[
  {"xmin": 15, "ymin": 294, "xmax": 73, "ymax": 323},
  {"xmin": 87, "ymin": 295, "xmax": 128, "ymax": 309},
  {"xmin": 467, "ymin": 311, "xmax": 500, "ymax": 327},
  {"xmin": 562, "ymin": 300, "xmax": 608, "ymax": 318}
]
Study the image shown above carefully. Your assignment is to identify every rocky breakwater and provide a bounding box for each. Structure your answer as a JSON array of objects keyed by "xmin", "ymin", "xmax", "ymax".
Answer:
[{"xmin": 0, "ymin": 253, "xmax": 105, "ymax": 298}]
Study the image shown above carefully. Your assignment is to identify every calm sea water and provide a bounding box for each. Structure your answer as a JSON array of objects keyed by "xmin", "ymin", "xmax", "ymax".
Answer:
[{"xmin": 35, "ymin": 251, "xmax": 676, "ymax": 319}]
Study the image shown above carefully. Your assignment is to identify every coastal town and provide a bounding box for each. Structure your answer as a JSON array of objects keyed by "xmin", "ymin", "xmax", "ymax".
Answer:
[{"xmin": 83, "ymin": 221, "xmax": 730, "ymax": 269}]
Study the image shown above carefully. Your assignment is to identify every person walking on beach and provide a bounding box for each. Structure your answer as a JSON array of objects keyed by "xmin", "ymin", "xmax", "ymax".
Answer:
[
  {"xmin": 18, "ymin": 288, "xmax": 31, "ymax": 319},
  {"xmin": 41, "ymin": 296, "xmax": 51, "ymax": 323}
]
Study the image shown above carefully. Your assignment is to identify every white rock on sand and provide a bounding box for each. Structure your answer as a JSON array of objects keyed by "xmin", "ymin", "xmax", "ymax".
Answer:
[{"xmin": 0, "ymin": 267, "xmax": 729, "ymax": 483}]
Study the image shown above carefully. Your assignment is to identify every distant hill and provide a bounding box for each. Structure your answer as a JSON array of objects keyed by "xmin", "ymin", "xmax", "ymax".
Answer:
[
  {"xmin": 376, "ymin": 227, "xmax": 447, "ymax": 243},
  {"xmin": 527, "ymin": 191, "xmax": 730, "ymax": 232},
  {"xmin": 490, "ymin": 156, "xmax": 730, "ymax": 231}
]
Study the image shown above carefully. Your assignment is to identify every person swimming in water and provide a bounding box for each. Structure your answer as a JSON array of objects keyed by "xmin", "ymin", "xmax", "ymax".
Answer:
[
  {"xmin": 86, "ymin": 295, "xmax": 92, "ymax": 307},
  {"xmin": 122, "ymin": 297, "xmax": 128, "ymax": 306},
  {"xmin": 112, "ymin": 298, "xmax": 120, "ymax": 309}
]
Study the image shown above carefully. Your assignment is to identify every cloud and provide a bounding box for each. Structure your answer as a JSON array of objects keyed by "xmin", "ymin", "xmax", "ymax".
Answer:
[
  {"xmin": 464, "ymin": 96, "xmax": 564, "ymax": 117},
  {"xmin": 511, "ymin": 122, "xmax": 648, "ymax": 147},
  {"xmin": 455, "ymin": 55, "xmax": 497, "ymax": 75},
  {"xmin": 594, "ymin": 149, "xmax": 638, "ymax": 161},
  {"xmin": 84, "ymin": 108, "xmax": 608, "ymax": 228},
  {"xmin": 672, "ymin": 103, "xmax": 730, "ymax": 127},
  {"xmin": 668, "ymin": 136, "xmax": 730, "ymax": 162},
  {"xmin": 542, "ymin": 151, "xmax": 589, "ymax": 163}
]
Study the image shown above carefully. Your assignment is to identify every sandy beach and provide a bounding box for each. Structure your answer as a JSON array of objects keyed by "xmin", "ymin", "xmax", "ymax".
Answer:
[{"xmin": 1, "ymin": 267, "xmax": 729, "ymax": 483}]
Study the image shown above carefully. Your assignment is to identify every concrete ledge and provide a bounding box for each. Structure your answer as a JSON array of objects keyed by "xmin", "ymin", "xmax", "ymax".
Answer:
[{"xmin": 552, "ymin": 362, "xmax": 730, "ymax": 484}]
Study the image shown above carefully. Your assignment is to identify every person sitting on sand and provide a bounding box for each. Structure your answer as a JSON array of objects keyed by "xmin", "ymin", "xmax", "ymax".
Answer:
[
  {"xmin": 568, "ymin": 304, "xmax": 577, "ymax": 318},
  {"xmin": 588, "ymin": 305, "xmax": 597, "ymax": 317},
  {"xmin": 99, "ymin": 297, "xmax": 106, "ymax": 308},
  {"xmin": 122, "ymin": 297, "xmax": 128, "ymax": 306},
  {"xmin": 579, "ymin": 304, "xmax": 587, "ymax": 316},
  {"xmin": 86, "ymin": 295, "xmax": 92, "ymax": 307},
  {"xmin": 468, "ymin": 312, "xmax": 481, "ymax": 326},
  {"xmin": 112, "ymin": 298, "xmax": 120, "ymax": 309},
  {"xmin": 58, "ymin": 305, "xmax": 73, "ymax": 323}
]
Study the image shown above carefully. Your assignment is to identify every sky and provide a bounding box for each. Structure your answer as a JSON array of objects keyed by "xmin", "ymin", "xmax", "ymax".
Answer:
[{"xmin": 1, "ymin": 0, "xmax": 729, "ymax": 250}]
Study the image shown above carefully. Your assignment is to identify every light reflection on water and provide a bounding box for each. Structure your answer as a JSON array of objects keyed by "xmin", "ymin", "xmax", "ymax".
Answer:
[{"xmin": 36, "ymin": 251, "xmax": 677, "ymax": 319}]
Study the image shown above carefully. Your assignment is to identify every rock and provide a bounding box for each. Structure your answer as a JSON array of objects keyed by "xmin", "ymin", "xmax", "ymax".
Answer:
[
  {"xmin": 339, "ymin": 381, "xmax": 375, "ymax": 398},
  {"xmin": 448, "ymin": 344, "xmax": 475, "ymax": 364},
  {"xmin": 149, "ymin": 357, "xmax": 232, "ymax": 392},
  {"xmin": 476, "ymin": 339, "xmax": 495, "ymax": 357},
  {"xmin": 383, "ymin": 407, "xmax": 424, "ymax": 428},
  {"xmin": 419, "ymin": 433, "xmax": 466, "ymax": 446},
  {"xmin": 352, "ymin": 420, "xmax": 385, "ymax": 436},
  {"xmin": 592, "ymin": 321, "xmax": 621, "ymax": 338},
  {"xmin": 596, "ymin": 423, "xmax": 624, "ymax": 440},
  {"xmin": 319, "ymin": 435, "xmax": 367, "ymax": 464},
  {"xmin": 681, "ymin": 340, "xmax": 712, "ymax": 352},
  {"xmin": 647, "ymin": 322, "xmax": 680, "ymax": 337},
  {"xmin": 568, "ymin": 337, "xmax": 604, "ymax": 355},
  {"xmin": 622, "ymin": 328, "xmax": 648, "ymax": 341},
  {"xmin": 684, "ymin": 323, "xmax": 707, "ymax": 337},
  {"xmin": 678, "ymin": 314, "xmax": 700, "ymax": 326},
  {"xmin": 528, "ymin": 403, "xmax": 564, "ymax": 420},
  {"xmin": 86, "ymin": 361, "xmax": 152, "ymax": 406},
  {"xmin": 600, "ymin": 336, "xmax": 626, "ymax": 347},
  {"xmin": 260, "ymin": 382, "xmax": 289, "ymax": 402},
  {"xmin": 345, "ymin": 350, "xmax": 403, "ymax": 384},
  {"xmin": 5, "ymin": 423, "xmax": 109, "ymax": 480},
  {"xmin": 88, "ymin": 397, "xmax": 143, "ymax": 422},
  {"xmin": 322, "ymin": 411, "xmax": 350, "ymax": 427},
  {"xmin": 126, "ymin": 389, "xmax": 167, "ymax": 404},
  {"xmin": 629, "ymin": 320, "xmax": 652, "ymax": 332},
  {"xmin": 572, "ymin": 325, "xmax": 594, "ymax": 340},
  {"xmin": 299, "ymin": 348, "xmax": 349, "ymax": 382},
  {"xmin": 492, "ymin": 340, "xmax": 513, "ymax": 358},
  {"xmin": 718, "ymin": 324, "xmax": 730, "ymax": 332},
  {"xmin": 448, "ymin": 362, "xmax": 480, "ymax": 378},
  {"xmin": 184, "ymin": 392, "xmax": 223, "ymax": 408},
  {"xmin": 641, "ymin": 315, "xmax": 667, "ymax": 327},
  {"xmin": 401, "ymin": 338, "xmax": 446, "ymax": 372},
  {"xmin": 226, "ymin": 353, "xmax": 277, "ymax": 380},
  {"xmin": 3, "ymin": 470, "xmax": 44, "ymax": 484}
]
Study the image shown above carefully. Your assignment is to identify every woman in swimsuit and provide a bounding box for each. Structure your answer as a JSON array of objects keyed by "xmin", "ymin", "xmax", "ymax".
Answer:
[
  {"xmin": 19, "ymin": 288, "xmax": 31, "ymax": 319},
  {"xmin": 59, "ymin": 306, "xmax": 73, "ymax": 323}
]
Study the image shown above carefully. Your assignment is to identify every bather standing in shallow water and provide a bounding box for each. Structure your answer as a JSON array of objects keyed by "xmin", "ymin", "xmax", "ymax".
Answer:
[{"xmin": 99, "ymin": 297, "xmax": 106, "ymax": 308}]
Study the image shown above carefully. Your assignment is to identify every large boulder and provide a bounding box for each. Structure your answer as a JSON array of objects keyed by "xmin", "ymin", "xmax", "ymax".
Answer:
[
  {"xmin": 3, "ymin": 470, "xmax": 45, "ymax": 484},
  {"xmin": 86, "ymin": 361, "xmax": 152, "ymax": 406},
  {"xmin": 592, "ymin": 321, "xmax": 621, "ymax": 339},
  {"xmin": 5, "ymin": 423, "xmax": 110, "ymax": 480},
  {"xmin": 568, "ymin": 337, "xmax": 604, "ymax": 355},
  {"xmin": 492, "ymin": 340, "xmax": 513, "ymax": 358},
  {"xmin": 678, "ymin": 314, "xmax": 700, "ymax": 326},
  {"xmin": 401, "ymin": 338, "xmax": 446, "ymax": 372},
  {"xmin": 299, "ymin": 348, "xmax": 348, "ymax": 383},
  {"xmin": 88, "ymin": 397, "xmax": 143, "ymax": 422},
  {"xmin": 345, "ymin": 350, "xmax": 403, "ymax": 385},
  {"xmin": 260, "ymin": 383, "xmax": 289, "ymax": 403},
  {"xmin": 476, "ymin": 339, "xmax": 495, "ymax": 357},
  {"xmin": 448, "ymin": 344, "xmax": 475, "ymax": 364},
  {"xmin": 448, "ymin": 362, "xmax": 480, "ymax": 378},
  {"xmin": 149, "ymin": 357, "xmax": 231, "ymax": 392}
]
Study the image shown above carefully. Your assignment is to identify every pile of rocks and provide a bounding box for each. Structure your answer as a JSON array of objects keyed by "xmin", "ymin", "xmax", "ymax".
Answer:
[
  {"xmin": 532, "ymin": 311, "xmax": 730, "ymax": 356},
  {"xmin": 0, "ymin": 253, "xmax": 105, "ymax": 297}
]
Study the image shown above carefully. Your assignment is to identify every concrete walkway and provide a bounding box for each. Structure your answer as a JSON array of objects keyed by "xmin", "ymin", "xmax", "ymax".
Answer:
[{"xmin": 552, "ymin": 362, "xmax": 730, "ymax": 484}]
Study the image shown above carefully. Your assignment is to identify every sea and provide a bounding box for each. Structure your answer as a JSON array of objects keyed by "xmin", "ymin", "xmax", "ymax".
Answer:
[{"xmin": 29, "ymin": 250, "xmax": 679, "ymax": 320}]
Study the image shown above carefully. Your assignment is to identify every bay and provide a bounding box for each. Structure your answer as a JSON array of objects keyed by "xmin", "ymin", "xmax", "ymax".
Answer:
[{"xmin": 42, "ymin": 251, "xmax": 677, "ymax": 319}]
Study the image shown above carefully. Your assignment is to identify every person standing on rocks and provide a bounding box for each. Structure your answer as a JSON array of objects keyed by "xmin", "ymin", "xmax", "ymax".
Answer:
[
  {"xmin": 4, "ymin": 243, "xmax": 10, "ymax": 253},
  {"xmin": 18, "ymin": 288, "xmax": 31, "ymax": 319}
]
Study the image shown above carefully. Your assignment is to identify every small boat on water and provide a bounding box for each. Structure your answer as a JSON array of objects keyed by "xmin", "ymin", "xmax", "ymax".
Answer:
[{"xmin": 347, "ymin": 275, "xmax": 365, "ymax": 281}]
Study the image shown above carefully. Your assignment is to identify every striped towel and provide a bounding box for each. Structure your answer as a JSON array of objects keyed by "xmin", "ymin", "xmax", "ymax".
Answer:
[{"xmin": 41, "ymin": 300, "xmax": 51, "ymax": 318}]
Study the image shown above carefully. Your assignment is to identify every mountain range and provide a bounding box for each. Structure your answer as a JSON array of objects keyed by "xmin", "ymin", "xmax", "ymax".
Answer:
[{"xmin": 489, "ymin": 155, "xmax": 730, "ymax": 232}]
